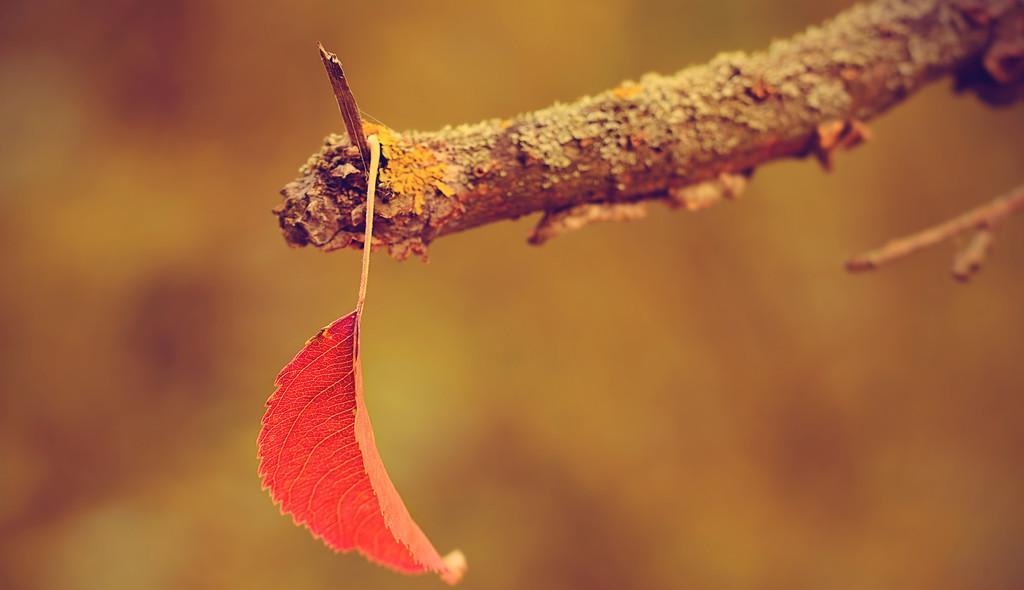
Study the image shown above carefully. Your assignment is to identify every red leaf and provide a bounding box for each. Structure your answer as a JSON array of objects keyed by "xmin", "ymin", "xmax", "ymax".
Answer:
[{"xmin": 257, "ymin": 311, "xmax": 465, "ymax": 584}]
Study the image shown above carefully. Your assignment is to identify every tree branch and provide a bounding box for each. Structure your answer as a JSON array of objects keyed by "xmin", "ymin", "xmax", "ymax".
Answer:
[{"xmin": 276, "ymin": 0, "xmax": 1024, "ymax": 260}]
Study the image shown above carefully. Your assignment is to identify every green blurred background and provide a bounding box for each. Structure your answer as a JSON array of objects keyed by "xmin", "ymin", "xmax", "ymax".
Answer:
[{"xmin": 2, "ymin": 1, "xmax": 1024, "ymax": 589}]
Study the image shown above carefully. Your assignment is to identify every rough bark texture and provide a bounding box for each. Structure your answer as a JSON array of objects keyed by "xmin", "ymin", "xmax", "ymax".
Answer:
[{"xmin": 276, "ymin": 0, "xmax": 1024, "ymax": 259}]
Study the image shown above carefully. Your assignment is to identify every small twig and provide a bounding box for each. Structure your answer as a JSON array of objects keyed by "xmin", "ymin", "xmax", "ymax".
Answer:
[
  {"xmin": 317, "ymin": 41, "xmax": 370, "ymax": 168},
  {"xmin": 847, "ymin": 183, "xmax": 1024, "ymax": 273},
  {"xmin": 665, "ymin": 172, "xmax": 749, "ymax": 212},
  {"xmin": 951, "ymin": 228, "xmax": 994, "ymax": 282},
  {"xmin": 527, "ymin": 202, "xmax": 648, "ymax": 245}
]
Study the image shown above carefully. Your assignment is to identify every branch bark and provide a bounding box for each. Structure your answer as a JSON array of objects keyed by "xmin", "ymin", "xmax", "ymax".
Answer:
[{"xmin": 276, "ymin": 0, "xmax": 1024, "ymax": 260}]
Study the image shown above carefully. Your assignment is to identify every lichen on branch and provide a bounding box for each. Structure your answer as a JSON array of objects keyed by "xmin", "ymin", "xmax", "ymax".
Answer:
[{"xmin": 275, "ymin": 0, "xmax": 1024, "ymax": 260}]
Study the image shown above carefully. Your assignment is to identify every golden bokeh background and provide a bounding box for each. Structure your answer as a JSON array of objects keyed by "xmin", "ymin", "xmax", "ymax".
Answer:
[{"xmin": 2, "ymin": 1, "xmax": 1023, "ymax": 589}]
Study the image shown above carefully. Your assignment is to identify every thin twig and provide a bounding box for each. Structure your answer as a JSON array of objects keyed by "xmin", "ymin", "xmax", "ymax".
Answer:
[
  {"xmin": 527, "ymin": 202, "xmax": 648, "ymax": 245},
  {"xmin": 951, "ymin": 228, "xmax": 994, "ymax": 282},
  {"xmin": 847, "ymin": 184, "xmax": 1024, "ymax": 272},
  {"xmin": 665, "ymin": 172, "xmax": 749, "ymax": 212},
  {"xmin": 317, "ymin": 42, "xmax": 370, "ymax": 168}
]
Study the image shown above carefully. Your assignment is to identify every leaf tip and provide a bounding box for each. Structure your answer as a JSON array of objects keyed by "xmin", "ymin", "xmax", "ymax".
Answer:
[{"xmin": 441, "ymin": 549, "xmax": 468, "ymax": 585}]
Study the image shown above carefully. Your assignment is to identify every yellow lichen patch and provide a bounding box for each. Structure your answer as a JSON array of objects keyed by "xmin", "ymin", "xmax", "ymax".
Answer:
[
  {"xmin": 435, "ymin": 181, "xmax": 455, "ymax": 197},
  {"xmin": 363, "ymin": 122, "xmax": 451, "ymax": 215},
  {"xmin": 612, "ymin": 84, "xmax": 642, "ymax": 100}
]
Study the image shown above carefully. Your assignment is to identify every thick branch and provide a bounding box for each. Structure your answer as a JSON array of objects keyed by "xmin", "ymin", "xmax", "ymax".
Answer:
[{"xmin": 277, "ymin": 0, "xmax": 1024, "ymax": 259}]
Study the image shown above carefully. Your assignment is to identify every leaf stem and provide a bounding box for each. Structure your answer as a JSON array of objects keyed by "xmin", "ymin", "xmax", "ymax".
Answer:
[{"xmin": 356, "ymin": 135, "xmax": 381, "ymax": 318}]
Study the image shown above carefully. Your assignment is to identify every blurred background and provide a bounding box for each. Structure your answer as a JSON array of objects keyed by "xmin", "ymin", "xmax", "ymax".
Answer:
[{"xmin": 2, "ymin": 0, "xmax": 1024, "ymax": 589}]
